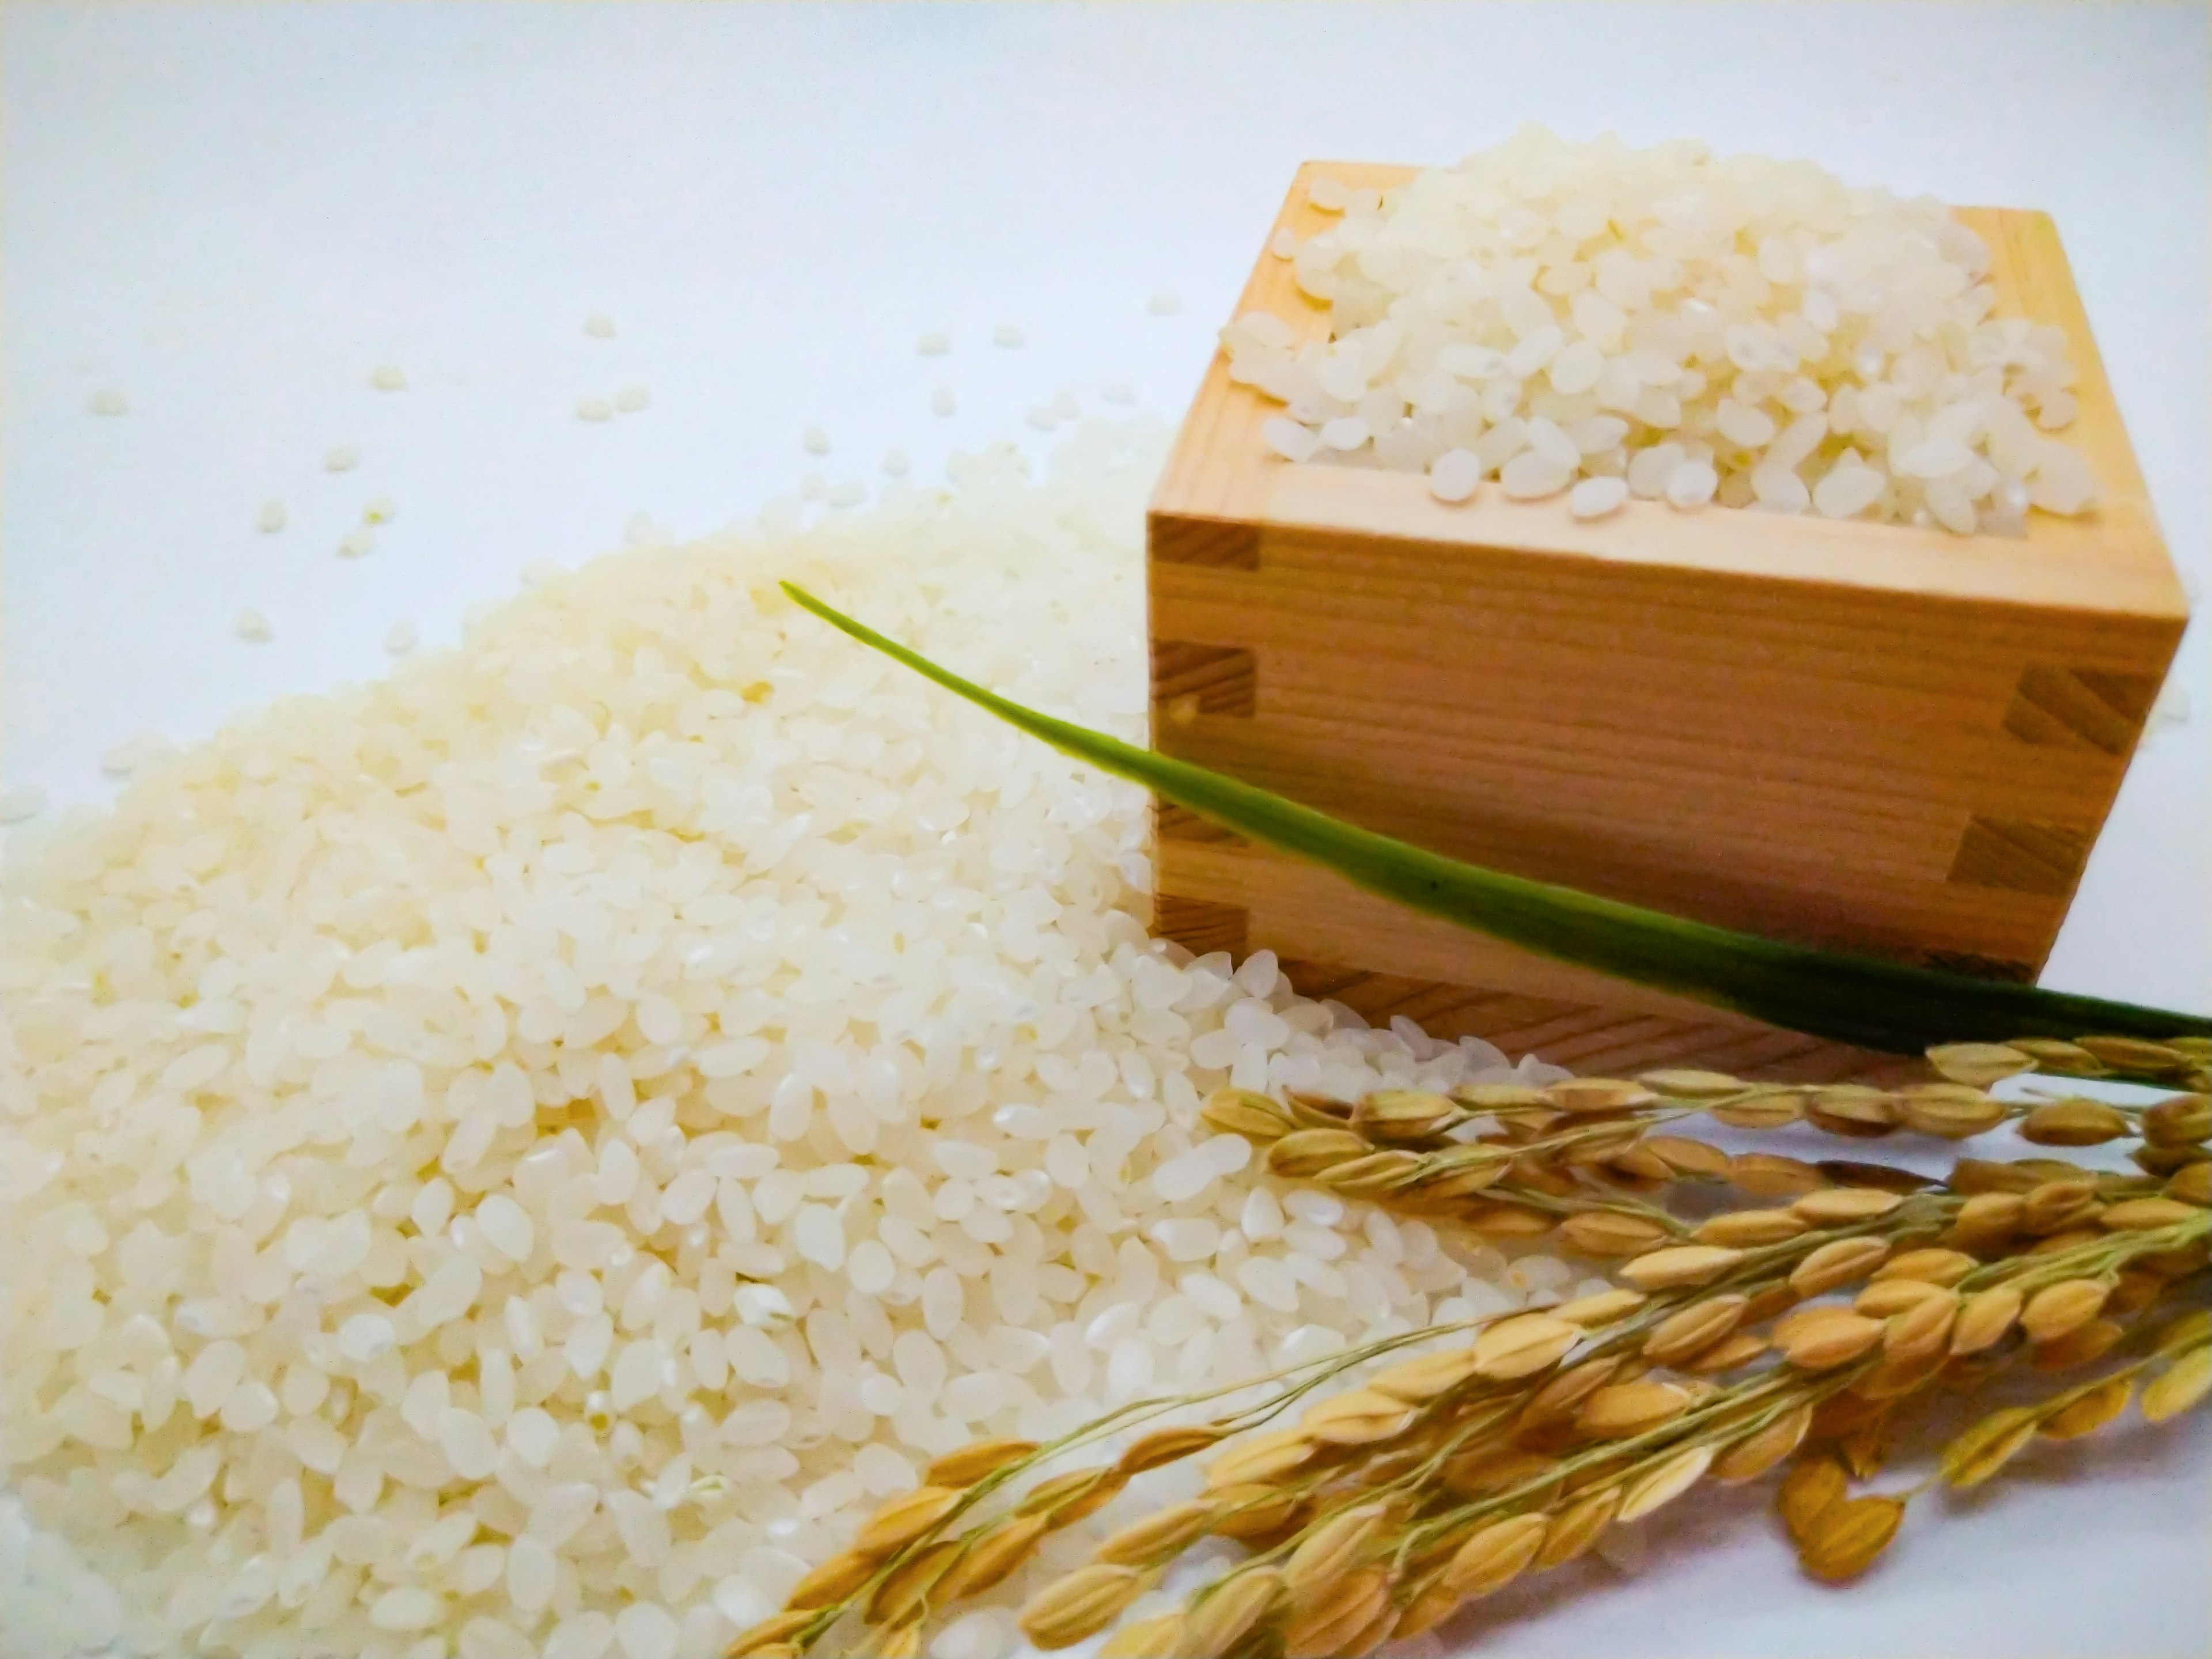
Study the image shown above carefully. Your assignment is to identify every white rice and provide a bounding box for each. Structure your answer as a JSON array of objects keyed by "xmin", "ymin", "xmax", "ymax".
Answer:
[
  {"xmin": 1227, "ymin": 124, "xmax": 2100, "ymax": 532},
  {"xmin": 0, "ymin": 419, "xmax": 1567, "ymax": 1658}
]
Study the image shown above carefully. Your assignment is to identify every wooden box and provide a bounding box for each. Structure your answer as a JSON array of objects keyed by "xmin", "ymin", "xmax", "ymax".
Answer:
[{"xmin": 1147, "ymin": 162, "xmax": 2187, "ymax": 1080}]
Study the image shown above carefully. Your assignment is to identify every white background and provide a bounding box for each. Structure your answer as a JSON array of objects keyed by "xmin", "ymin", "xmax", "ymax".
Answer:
[{"xmin": 3, "ymin": 4, "xmax": 2207, "ymax": 1657}]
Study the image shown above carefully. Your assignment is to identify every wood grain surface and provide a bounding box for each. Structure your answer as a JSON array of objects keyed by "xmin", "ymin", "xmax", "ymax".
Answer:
[{"xmin": 1147, "ymin": 160, "xmax": 2188, "ymax": 1074}]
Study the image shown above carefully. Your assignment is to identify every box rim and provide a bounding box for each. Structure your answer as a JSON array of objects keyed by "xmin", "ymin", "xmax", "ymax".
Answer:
[{"xmin": 1151, "ymin": 158, "xmax": 2188, "ymax": 626}]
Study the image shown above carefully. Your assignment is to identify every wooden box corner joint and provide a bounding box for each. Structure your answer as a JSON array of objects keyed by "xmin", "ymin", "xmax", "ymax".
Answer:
[{"xmin": 1146, "ymin": 161, "xmax": 2188, "ymax": 1080}]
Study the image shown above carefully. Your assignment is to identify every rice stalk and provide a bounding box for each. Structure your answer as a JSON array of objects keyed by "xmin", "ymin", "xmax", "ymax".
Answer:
[{"xmin": 726, "ymin": 1141, "xmax": 2206, "ymax": 1656}]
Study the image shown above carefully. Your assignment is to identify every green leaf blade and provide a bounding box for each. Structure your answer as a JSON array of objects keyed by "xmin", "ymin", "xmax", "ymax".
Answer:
[{"xmin": 779, "ymin": 581, "xmax": 2209, "ymax": 1055}]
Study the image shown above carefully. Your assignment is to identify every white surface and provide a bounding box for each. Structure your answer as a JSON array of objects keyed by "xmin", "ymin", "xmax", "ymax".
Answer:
[{"xmin": 2, "ymin": 5, "xmax": 2206, "ymax": 1657}]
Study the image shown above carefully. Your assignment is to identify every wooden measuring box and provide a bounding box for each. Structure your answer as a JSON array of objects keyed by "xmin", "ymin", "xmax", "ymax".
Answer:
[{"xmin": 1147, "ymin": 161, "xmax": 2187, "ymax": 1080}]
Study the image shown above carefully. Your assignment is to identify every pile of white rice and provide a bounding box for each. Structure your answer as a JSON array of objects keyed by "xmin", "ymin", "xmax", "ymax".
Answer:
[
  {"xmin": 0, "ymin": 419, "xmax": 1585, "ymax": 1659},
  {"xmin": 1229, "ymin": 123, "xmax": 2099, "ymax": 532}
]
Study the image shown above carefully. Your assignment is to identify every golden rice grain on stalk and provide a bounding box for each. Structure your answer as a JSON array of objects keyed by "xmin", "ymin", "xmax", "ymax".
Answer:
[
  {"xmin": 1020, "ymin": 1565, "xmax": 1150, "ymax": 1650},
  {"xmin": 1320, "ymin": 1150, "xmax": 1427, "ymax": 1196},
  {"xmin": 1950, "ymin": 1157, "xmax": 2043, "ymax": 1195},
  {"xmin": 1927, "ymin": 1043, "xmax": 2036, "ymax": 1088},
  {"xmin": 1621, "ymin": 1243, "xmax": 1746, "ymax": 1290},
  {"xmin": 2031, "ymin": 1317, "xmax": 2124, "ymax": 1371},
  {"xmin": 1620, "ymin": 1444, "xmax": 1716, "ymax": 1521},
  {"xmin": 1743, "ymin": 1283, "xmax": 1806, "ymax": 1324},
  {"xmin": 874, "ymin": 1623, "xmax": 923, "ymax": 1659},
  {"xmin": 1557, "ymin": 1210, "xmax": 1676, "ymax": 1255},
  {"xmin": 1372, "ymin": 1346, "xmax": 1486, "ymax": 1402},
  {"xmin": 2038, "ymin": 1377, "xmax": 2135, "ymax": 1440},
  {"xmin": 1815, "ymin": 1158, "xmax": 1936, "ymax": 1195},
  {"xmin": 1442, "ymin": 1446, "xmax": 1561, "ymax": 1498},
  {"xmin": 1409, "ymin": 1154, "xmax": 1510, "ymax": 1200},
  {"xmin": 1643, "ymin": 1295, "xmax": 1748, "ymax": 1365},
  {"xmin": 926, "ymin": 1437, "xmax": 1038, "ymax": 1486},
  {"xmin": 1798, "ymin": 1495, "xmax": 1906, "ymax": 1582},
  {"xmin": 1714, "ymin": 1402, "xmax": 1815, "ymax": 1483},
  {"xmin": 1283, "ymin": 1091, "xmax": 1355, "ymax": 1128},
  {"xmin": 1642, "ymin": 1134, "xmax": 1736, "ymax": 1177},
  {"xmin": 1463, "ymin": 1200, "xmax": 1558, "ymax": 1236},
  {"xmin": 1284, "ymin": 1565, "xmax": 1393, "ymax": 1659},
  {"xmin": 1537, "ymin": 1487, "xmax": 1623, "ymax": 1566},
  {"xmin": 937, "ymin": 1513, "xmax": 1050, "ymax": 1599},
  {"xmin": 1854, "ymin": 1278, "xmax": 1949, "ymax": 1319},
  {"xmin": 1951, "ymin": 1285, "xmax": 2024, "ymax": 1354},
  {"xmin": 1872, "ymin": 1248, "xmax": 1978, "ymax": 1286},
  {"xmin": 2020, "ymin": 1099, "xmax": 2131, "ymax": 1146},
  {"xmin": 1789, "ymin": 1236, "xmax": 1892, "ymax": 1297},
  {"xmin": 2075, "ymin": 1036, "xmax": 2192, "ymax": 1075},
  {"xmin": 1852, "ymin": 1343, "xmax": 1949, "ymax": 1402},
  {"xmin": 1442, "ymin": 1513, "xmax": 1550, "ymax": 1596},
  {"xmin": 1451, "ymin": 1082, "xmax": 1552, "ymax": 1111},
  {"xmin": 1097, "ymin": 1502, "xmax": 1222, "ymax": 1569},
  {"xmin": 1808, "ymin": 1389, "xmax": 1887, "ymax": 1441},
  {"xmin": 2157, "ymin": 1311, "xmax": 2211, "ymax": 1353},
  {"xmin": 1201, "ymin": 1088, "xmax": 1295, "ymax": 1139},
  {"xmin": 1684, "ymin": 1330, "xmax": 1771, "ymax": 1373},
  {"xmin": 1778, "ymin": 1308, "xmax": 1884, "ymax": 1370},
  {"xmin": 1205, "ymin": 1429, "xmax": 1315, "ymax": 1490},
  {"xmin": 2026, "ymin": 1185, "xmax": 2105, "ymax": 1238},
  {"xmin": 1118, "ymin": 1424, "xmax": 1229, "ymax": 1475},
  {"xmin": 2142, "ymin": 1347, "xmax": 2212, "ymax": 1422},
  {"xmin": 1267, "ymin": 1128, "xmax": 1370, "ymax": 1177},
  {"xmin": 1948, "ymin": 1191, "xmax": 2025, "ymax": 1247},
  {"xmin": 1778, "ymin": 1455, "xmax": 1848, "ymax": 1542},
  {"xmin": 786, "ymin": 1548, "xmax": 877, "ymax": 1610},
  {"xmin": 2144, "ymin": 1093, "xmax": 2212, "ymax": 1146},
  {"xmin": 866, "ymin": 1540, "xmax": 959, "ymax": 1626},
  {"xmin": 1794, "ymin": 1186, "xmax": 1905, "ymax": 1225},
  {"xmin": 1695, "ymin": 1208, "xmax": 1809, "ymax": 1247},
  {"xmin": 1805, "ymin": 1088, "xmax": 1902, "ymax": 1138},
  {"xmin": 1580, "ymin": 1379, "xmax": 1693, "ymax": 1437},
  {"xmin": 2166, "ymin": 1162, "xmax": 2211, "ymax": 1205},
  {"xmin": 1510, "ymin": 1155, "xmax": 1585, "ymax": 1196},
  {"xmin": 2021, "ymin": 1279, "xmax": 2109, "ymax": 1343},
  {"xmin": 1520, "ymin": 1355, "xmax": 1624, "ymax": 1427},
  {"xmin": 1709, "ymin": 1092, "xmax": 1805, "ymax": 1131},
  {"xmin": 2138, "ymin": 1238, "xmax": 2211, "ymax": 1277},
  {"xmin": 2008, "ymin": 1038, "xmax": 2105, "ymax": 1073},
  {"xmin": 1392, "ymin": 1574, "xmax": 1464, "ymax": 1641},
  {"xmin": 855, "ymin": 1486, "xmax": 967, "ymax": 1558},
  {"xmin": 1474, "ymin": 1313, "xmax": 1584, "ymax": 1377},
  {"xmin": 2133, "ymin": 1144, "xmax": 2203, "ymax": 1176},
  {"xmin": 1183, "ymin": 1567, "xmax": 1286, "ymax": 1659},
  {"xmin": 1898, "ymin": 1084, "xmax": 2010, "ymax": 1138},
  {"xmin": 1555, "ymin": 1287, "xmax": 1649, "ymax": 1327},
  {"xmin": 2105, "ymin": 1267, "xmax": 2164, "ymax": 1316},
  {"xmin": 1835, "ymin": 1410, "xmax": 1895, "ymax": 1479},
  {"xmin": 1301, "ymin": 1387, "xmax": 1418, "ymax": 1445},
  {"xmin": 1941, "ymin": 1406, "xmax": 2041, "ymax": 1488},
  {"xmin": 1285, "ymin": 1503, "xmax": 1389, "ymax": 1604},
  {"xmin": 1098, "ymin": 1615, "xmax": 1187, "ymax": 1659},
  {"xmin": 1641, "ymin": 1069, "xmax": 1751, "ymax": 1100},
  {"xmin": 1730, "ymin": 1152, "xmax": 1827, "ymax": 1197},
  {"xmin": 1883, "ymin": 1290, "xmax": 1960, "ymax": 1365},
  {"xmin": 1209, "ymin": 1484, "xmax": 1307, "ymax": 1541},
  {"xmin": 1354, "ymin": 1089, "xmax": 1460, "ymax": 1139},
  {"xmin": 1546, "ymin": 1078, "xmax": 1657, "ymax": 1113},
  {"xmin": 2099, "ymin": 1196, "xmax": 2201, "ymax": 1230}
]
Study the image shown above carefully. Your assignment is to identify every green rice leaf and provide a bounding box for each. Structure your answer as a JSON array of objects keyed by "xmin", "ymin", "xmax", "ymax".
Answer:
[{"xmin": 782, "ymin": 582, "xmax": 2209, "ymax": 1055}]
